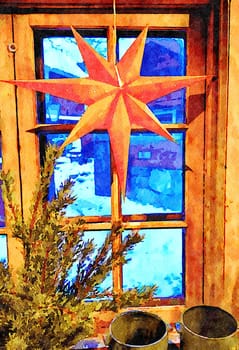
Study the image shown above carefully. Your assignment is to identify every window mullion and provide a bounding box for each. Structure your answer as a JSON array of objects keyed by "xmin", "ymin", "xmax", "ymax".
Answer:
[
  {"xmin": 111, "ymin": 154, "xmax": 123, "ymax": 293},
  {"xmin": 107, "ymin": 25, "xmax": 123, "ymax": 293}
]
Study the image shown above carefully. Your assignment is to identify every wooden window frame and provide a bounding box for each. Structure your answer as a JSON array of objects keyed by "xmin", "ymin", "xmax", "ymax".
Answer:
[{"xmin": 0, "ymin": 1, "xmax": 229, "ymax": 322}]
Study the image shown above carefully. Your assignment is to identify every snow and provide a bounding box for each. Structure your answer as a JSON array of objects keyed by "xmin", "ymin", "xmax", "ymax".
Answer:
[{"xmin": 0, "ymin": 235, "xmax": 7, "ymax": 263}]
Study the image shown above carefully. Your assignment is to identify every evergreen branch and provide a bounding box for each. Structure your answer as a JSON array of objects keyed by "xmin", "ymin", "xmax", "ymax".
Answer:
[
  {"xmin": 53, "ymin": 228, "xmax": 80, "ymax": 289},
  {"xmin": 29, "ymin": 190, "xmax": 43, "ymax": 239},
  {"xmin": 117, "ymin": 229, "xmax": 143, "ymax": 257},
  {"xmin": 40, "ymin": 246, "xmax": 51, "ymax": 294},
  {"xmin": 74, "ymin": 232, "xmax": 113, "ymax": 298},
  {"xmin": 0, "ymin": 171, "xmax": 20, "ymax": 223}
]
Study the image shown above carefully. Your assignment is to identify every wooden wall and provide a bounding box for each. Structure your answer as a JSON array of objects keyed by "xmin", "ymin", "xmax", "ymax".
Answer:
[{"xmin": 225, "ymin": 0, "xmax": 239, "ymax": 319}]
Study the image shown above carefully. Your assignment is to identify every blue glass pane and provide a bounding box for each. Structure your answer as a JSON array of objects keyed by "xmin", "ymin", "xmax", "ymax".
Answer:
[
  {"xmin": 119, "ymin": 36, "xmax": 186, "ymax": 123},
  {"xmin": 68, "ymin": 230, "xmax": 112, "ymax": 294},
  {"xmin": 123, "ymin": 228, "xmax": 184, "ymax": 298},
  {"xmin": 141, "ymin": 38, "xmax": 185, "ymax": 76},
  {"xmin": 122, "ymin": 132, "xmax": 184, "ymax": 215},
  {"xmin": 46, "ymin": 132, "xmax": 111, "ymax": 216},
  {"xmin": 42, "ymin": 36, "xmax": 107, "ymax": 124},
  {"xmin": 0, "ymin": 235, "xmax": 8, "ymax": 263}
]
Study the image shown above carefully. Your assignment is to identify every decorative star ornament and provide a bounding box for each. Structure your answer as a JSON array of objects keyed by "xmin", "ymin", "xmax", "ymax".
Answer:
[{"xmin": 1, "ymin": 27, "xmax": 210, "ymax": 195}]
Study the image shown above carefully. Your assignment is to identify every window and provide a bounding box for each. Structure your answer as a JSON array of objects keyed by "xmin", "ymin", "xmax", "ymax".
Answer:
[
  {"xmin": 33, "ymin": 23, "xmax": 190, "ymax": 303},
  {"xmin": 0, "ymin": 9, "xmax": 220, "ymax": 318}
]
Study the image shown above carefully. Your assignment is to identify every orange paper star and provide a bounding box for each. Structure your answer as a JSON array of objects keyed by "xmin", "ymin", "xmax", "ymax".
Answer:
[{"xmin": 1, "ymin": 27, "xmax": 209, "ymax": 194}]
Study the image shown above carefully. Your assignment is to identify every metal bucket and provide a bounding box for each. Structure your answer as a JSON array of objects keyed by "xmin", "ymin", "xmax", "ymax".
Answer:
[
  {"xmin": 179, "ymin": 305, "xmax": 238, "ymax": 350},
  {"xmin": 109, "ymin": 310, "xmax": 168, "ymax": 350}
]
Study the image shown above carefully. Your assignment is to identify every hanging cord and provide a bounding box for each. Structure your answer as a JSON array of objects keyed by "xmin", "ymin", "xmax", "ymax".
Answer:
[
  {"xmin": 113, "ymin": 0, "xmax": 117, "ymax": 33},
  {"xmin": 113, "ymin": 0, "xmax": 123, "ymax": 86}
]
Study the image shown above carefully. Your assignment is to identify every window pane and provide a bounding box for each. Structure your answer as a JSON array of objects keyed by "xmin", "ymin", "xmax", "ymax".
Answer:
[
  {"xmin": 123, "ymin": 228, "xmax": 184, "ymax": 298},
  {"xmin": 0, "ymin": 235, "xmax": 7, "ymax": 263},
  {"xmin": 46, "ymin": 133, "xmax": 111, "ymax": 217},
  {"xmin": 122, "ymin": 132, "xmax": 184, "ymax": 215},
  {"xmin": 42, "ymin": 34, "xmax": 107, "ymax": 124},
  {"xmin": 118, "ymin": 34, "xmax": 186, "ymax": 123}
]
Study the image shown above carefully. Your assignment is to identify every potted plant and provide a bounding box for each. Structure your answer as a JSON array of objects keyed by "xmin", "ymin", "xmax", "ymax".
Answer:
[{"xmin": 0, "ymin": 144, "xmax": 155, "ymax": 350}]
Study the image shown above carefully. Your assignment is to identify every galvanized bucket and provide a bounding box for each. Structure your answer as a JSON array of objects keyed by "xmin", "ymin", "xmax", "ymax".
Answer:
[
  {"xmin": 109, "ymin": 310, "xmax": 168, "ymax": 350},
  {"xmin": 178, "ymin": 305, "xmax": 238, "ymax": 350}
]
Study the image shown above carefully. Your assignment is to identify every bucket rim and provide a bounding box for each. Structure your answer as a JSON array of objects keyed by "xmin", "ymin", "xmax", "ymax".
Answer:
[
  {"xmin": 109, "ymin": 310, "xmax": 168, "ymax": 348},
  {"xmin": 181, "ymin": 304, "xmax": 238, "ymax": 340}
]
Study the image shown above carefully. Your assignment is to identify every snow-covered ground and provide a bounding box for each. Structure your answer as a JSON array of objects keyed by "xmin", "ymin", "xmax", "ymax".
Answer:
[{"xmin": 122, "ymin": 228, "xmax": 183, "ymax": 297}]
